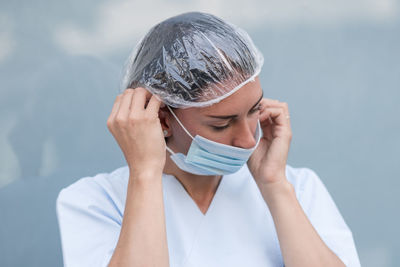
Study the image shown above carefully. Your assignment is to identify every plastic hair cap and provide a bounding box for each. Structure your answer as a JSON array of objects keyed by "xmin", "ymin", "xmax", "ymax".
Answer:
[{"xmin": 120, "ymin": 11, "xmax": 264, "ymax": 108}]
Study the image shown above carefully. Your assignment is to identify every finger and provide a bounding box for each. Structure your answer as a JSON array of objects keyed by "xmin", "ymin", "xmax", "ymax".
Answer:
[
  {"xmin": 131, "ymin": 87, "xmax": 152, "ymax": 112},
  {"xmin": 261, "ymin": 98, "xmax": 280, "ymax": 108},
  {"xmin": 260, "ymin": 99, "xmax": 283, "ymax": 111},
  {"xmin": 109, "ymin": 94, "xmax": 122, "ymax": 121},
  {"xmin": 260, "ymin": 99, "xmax": 290, "ymax": 121},
  {"xmin": 117, "ymin": 89, "xmax": 135, "ymax": 118},
  {"xmin": 261, "ymin": 99, "xmax": 289, "ymax": 113},
  {"xmin": 259, "ymin": 107, "xmax": 289, "ymax": 127},
  {"xmin": 146, "ymin": 94, "xmax": 162, "ymax": 114},
  {"xmin": 263, "ymin": 98, "xmax": 280, "ymax": 103}
]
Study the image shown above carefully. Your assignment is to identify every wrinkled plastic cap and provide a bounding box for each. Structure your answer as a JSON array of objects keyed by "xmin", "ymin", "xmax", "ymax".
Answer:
[{"xmin": 120, "ymin": 11, "xmax": 264, "ymax": 108}]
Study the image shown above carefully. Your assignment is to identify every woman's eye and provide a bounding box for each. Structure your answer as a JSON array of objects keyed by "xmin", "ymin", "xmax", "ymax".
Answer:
[{"xmin": 211, "ymin": 124, "xmax": 230, "ymax": 131}]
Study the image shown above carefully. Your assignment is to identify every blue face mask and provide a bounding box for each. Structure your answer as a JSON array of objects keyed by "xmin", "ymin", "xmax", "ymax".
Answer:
[{"xmin": 165, "ymin": 105, "xmax": 262, "ymax": 176}]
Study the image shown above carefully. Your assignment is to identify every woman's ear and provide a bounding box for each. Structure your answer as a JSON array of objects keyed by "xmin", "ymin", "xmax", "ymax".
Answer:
[{"xmin": 159, "ymin": 106, "xmax": 171, "ymax": 137}]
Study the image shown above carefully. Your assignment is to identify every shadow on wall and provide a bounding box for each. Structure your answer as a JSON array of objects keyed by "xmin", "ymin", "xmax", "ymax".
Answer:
[{"xmin": 0, "ymin": 55, "xmax": 126, "ymax": 267}]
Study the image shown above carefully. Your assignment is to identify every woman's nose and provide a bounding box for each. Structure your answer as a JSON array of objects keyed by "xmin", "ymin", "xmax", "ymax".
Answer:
[{"xmin": 232, "ymin": 121, "xmax": 257, "ymax": 149}]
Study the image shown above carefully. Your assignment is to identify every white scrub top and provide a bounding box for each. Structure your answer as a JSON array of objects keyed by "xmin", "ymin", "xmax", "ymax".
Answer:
[{"xmin": 56, "ymin": 164, "xmax": 361, "ymax": 267}]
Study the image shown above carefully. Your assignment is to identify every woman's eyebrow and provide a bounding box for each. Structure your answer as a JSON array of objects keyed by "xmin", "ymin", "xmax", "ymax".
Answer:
[{"xmin": 206, "ymin": 92, "xmax": 264, "ymax": 119}]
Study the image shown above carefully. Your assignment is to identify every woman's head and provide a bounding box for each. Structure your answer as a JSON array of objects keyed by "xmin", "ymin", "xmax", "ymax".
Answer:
[
  {"xmin": 120, "ymin": 11, "xmax": 264, "ymax": 161},
  {"xmin": 120, "ymin": 11, "xmax": 264, "ymax": 108}
]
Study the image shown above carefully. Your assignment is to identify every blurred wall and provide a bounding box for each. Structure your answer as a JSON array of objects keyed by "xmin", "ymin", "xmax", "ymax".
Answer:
[{"xmin": 1, "ymin": 0, "xmax": 399, "ymax": 266}]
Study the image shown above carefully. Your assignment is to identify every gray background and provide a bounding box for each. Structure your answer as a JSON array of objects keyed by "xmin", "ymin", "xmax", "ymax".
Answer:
[{"xmin": 0, "ymin": 0, "xmax": 399, "ymax": 266}]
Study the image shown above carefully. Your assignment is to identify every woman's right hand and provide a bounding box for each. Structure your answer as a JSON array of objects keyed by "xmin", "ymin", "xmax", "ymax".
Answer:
[{"xmin": 107, "ymin": 87, "xmax": 166, "ymax": 178}]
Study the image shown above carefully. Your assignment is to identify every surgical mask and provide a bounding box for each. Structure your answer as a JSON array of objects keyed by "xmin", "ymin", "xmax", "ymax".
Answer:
[{"xmin": 165, "ymin": 105, "xmax": 262, "ymax": 176}]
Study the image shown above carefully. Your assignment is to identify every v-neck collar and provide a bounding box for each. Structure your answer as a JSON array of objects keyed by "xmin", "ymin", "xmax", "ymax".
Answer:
[{"xmin": 163, "ymin": 173, "xmax": 225, "ymax": 217}]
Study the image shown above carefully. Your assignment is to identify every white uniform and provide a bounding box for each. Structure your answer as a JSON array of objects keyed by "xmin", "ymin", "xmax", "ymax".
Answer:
[{"xmin": 56, "ymin": 164, "xmax": 361, "ymax": 267}]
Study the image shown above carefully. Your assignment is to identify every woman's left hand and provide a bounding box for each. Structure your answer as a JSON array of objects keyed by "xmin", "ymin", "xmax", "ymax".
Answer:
[{"xmin": 247, "ymin": 98, "xmax": 292, "ymax": 186}]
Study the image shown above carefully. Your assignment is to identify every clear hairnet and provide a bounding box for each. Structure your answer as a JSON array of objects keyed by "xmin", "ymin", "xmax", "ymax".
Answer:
[{"xmin": 120, "ymin": 11, "xmax": 264, "ymax": 108}]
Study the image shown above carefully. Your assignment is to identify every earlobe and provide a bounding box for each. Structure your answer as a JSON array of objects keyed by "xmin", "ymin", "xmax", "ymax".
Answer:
[
  {"xmin": 159, "ymin": 107, "xmax": 172, "ymax": 137},
  {"xmin": 163, "ymin": 129, "xmax": 169, "ymax": 137}
]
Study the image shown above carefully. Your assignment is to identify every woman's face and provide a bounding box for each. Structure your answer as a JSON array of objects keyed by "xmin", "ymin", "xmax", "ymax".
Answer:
[{"xmin": 166, "ymin": 76, "xmax": 263, "ymax": 154}]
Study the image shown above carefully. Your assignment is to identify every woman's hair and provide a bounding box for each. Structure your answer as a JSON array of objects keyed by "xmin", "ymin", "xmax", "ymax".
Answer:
[{"xmin": 120, "ymin": 11, "xmax": 263, "ymax": 109}]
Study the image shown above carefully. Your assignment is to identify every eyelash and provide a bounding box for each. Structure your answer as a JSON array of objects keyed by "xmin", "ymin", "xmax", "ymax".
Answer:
[
  {"xmin": 211, "ymin": 104, "xmax": 262, "ymax": 131},
  {"xmin": 211, "ymin": 124, "xmax": 230, "ymax": 131}
]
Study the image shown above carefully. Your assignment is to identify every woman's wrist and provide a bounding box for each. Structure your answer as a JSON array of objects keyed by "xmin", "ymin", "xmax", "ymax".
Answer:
[
  {"xmin": 129, "ymin": 169, "xmax": 164, "ymax": 184},
  {"xmin": 257, "ymin": 178, "xmax": 295, "ymax": 205}
]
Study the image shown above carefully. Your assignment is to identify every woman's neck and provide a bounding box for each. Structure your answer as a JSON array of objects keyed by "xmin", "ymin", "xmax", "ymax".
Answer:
[{"xmin": 163, "ymin": 152, "xmax": 223, "ymax": 207}]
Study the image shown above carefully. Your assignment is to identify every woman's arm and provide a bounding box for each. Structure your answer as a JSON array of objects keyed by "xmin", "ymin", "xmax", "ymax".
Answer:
[
  {"xmin": 108, "ymin": 171, "xmax": 169, "ymax": 267},
  {"xmin": 258, "ymin": 179, "xmax": 346, "ymax": 267},
  {"xmin": 107, "ymin": 88, "xmax": 169, "ymax": 266},
  {"xmin": 248, "ymin": 98, "xmax": 347, "ymax": 266}
]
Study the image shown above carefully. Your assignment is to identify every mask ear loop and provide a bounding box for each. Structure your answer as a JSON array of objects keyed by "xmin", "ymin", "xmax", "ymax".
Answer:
[
  {"xmin": 166, "ymin": 105, "xmax": 195, "ymax": 139},
  {"xmin": 165, "ymin": 145, "xmax": 175, "ymax": 155},
  {"xmin": 165, "ymin": 105, "xmax": 196, "ymax": 155}
]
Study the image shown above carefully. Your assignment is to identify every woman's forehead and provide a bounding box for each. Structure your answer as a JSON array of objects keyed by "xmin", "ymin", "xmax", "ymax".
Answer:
[{"xmin": 178, "ymin": 77, "xmax": 262, "ymax": 117}]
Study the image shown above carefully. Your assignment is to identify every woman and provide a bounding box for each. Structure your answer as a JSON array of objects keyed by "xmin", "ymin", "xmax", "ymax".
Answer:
[{"xmin": 56, "ymin": 12, "xmax": 361, "ymax": 267}]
